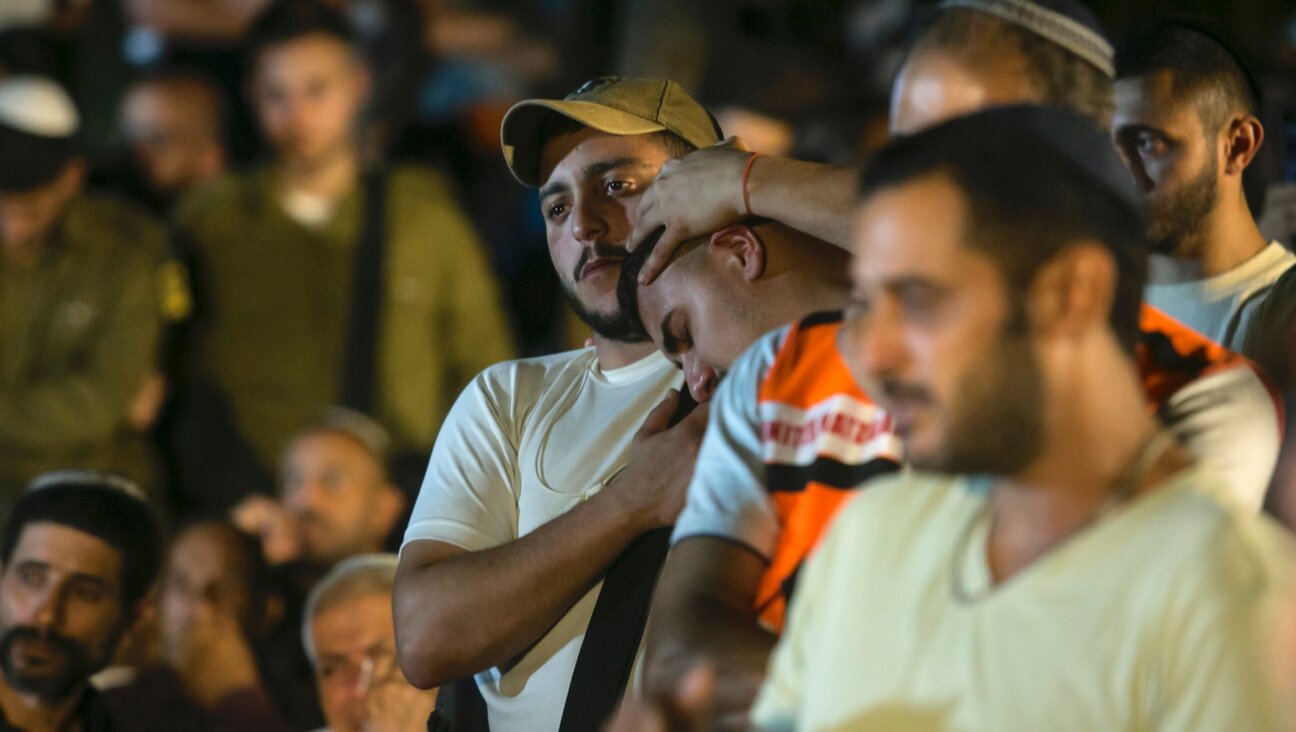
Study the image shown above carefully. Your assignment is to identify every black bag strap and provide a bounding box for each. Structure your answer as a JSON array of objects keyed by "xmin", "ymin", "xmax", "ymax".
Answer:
[
  {"xmin": 557, "ymin": 390, "xmax": 693, "ymax": 731},
  {"xmin": 558, "ymin": 527, "xmax": 671, "ymax": 732},
  {"xmin": 428, "ymin": 674, "xmax": 491, "ymax": 732},
  {"xmin": 428, "ymin": 391, "xmax": 696, "ymax": 732},
  {"xmin": 341, "ymin": 169, "xmax": 389, "ymax": 413}
]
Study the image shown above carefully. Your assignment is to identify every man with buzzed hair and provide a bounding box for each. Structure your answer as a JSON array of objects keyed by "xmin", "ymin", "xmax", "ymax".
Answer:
[
  {"xmin": 1113, "ymin": 21, "xmax": 1295, "ymax": 354},
  {"xmin": 617, "ymin": 221, "xmax": 851, "ymax": 402}
]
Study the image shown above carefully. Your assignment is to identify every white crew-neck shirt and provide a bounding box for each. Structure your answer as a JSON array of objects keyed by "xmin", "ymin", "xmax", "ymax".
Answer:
[
  {"xmin": 404, "ymin": 347, "xmax": 679, "ymax": 732},
  {"xmin": 1146, "ymin": 241, "xmax": 1295, "ymax": 351}
]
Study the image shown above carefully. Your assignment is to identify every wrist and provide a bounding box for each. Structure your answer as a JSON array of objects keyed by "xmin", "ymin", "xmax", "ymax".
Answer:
[{"xmin": 599, "ymin": 471, "xmax": 657, "ymax": 534}]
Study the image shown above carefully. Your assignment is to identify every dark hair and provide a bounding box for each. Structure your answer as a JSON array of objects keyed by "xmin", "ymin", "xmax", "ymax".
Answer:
[
  {"xmin": 244, "ymin": 0, "xmax": 355, "ymax": 69},
  {"xmin": 534, "ymin": 113, "xmax": 698, "ymax": 164},
  {"xmin": 1115, "ymin": 20, "xmax": 1260, "ymax": 133},
  {"xmin": 616, "ymin": 228, "xmax": 669, "ymax": 341},
  {"xmin": 858, "ymin": 109, "xmax": 1148, "ymax": 352},
  {"xmin": 128, "ymin": 66, "xmax": 230, "ymax": 145},
  {"xmin": 913, "ymin": 8, "xmax": 1114, "ymax": 127},
  {"xmin": 616, "ymin": 217, "xmax": 774, "ymax": 340},
  {"xmin": 169, "ymin": 520, "xmax": 273, "ymax": 634},
  {"xmin": 2, "ymin": 475, "xmax": 163, "ymax": 609}
]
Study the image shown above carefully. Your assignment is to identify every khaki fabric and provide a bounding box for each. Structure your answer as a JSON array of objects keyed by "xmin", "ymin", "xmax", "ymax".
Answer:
[
  {"xmin": 753, "ymin": 468, "xmax": 1296, "ymax": 732},
  {"xmin": 0, "ymin": 196, "xmax": 165, "ymax": 511},
  {"xmin": 177, "ymin": 165, "xmax": 514, "ymax": 471}
]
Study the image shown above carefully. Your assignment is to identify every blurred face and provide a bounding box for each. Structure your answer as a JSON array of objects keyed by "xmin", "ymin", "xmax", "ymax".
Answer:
[
  {"xmin": 889, "ymin": 49, "xmax": 1038, "ymax": 136},
  {"xmin": 251, "ymin": 33, "xmax": 368, "ymax": 169},
  {"xmin": 311, "ymin": 592, "xmax": 407, "ymax": 732},
  {"xmin": 0, "ymin": 523, "xmax": 125, "ymax": 702},
  {"xmin": 838, "ymin": 174, "xmax": 1045, "ymax": 473},
  {"xmin": 282, "ymin": 433, "xmax": 396, "ymax": 564},
  {"xmin": 538, "ymin": 129, "xmax": 672, "ymax": 340},
  {"xmin": 636, "ymin": 241, "xmax": 765, "ymax": 402},
  {"xmin": 0, "ymin": 164, "xmax": 82, "ymax": 256},
  {"xmin": 1113, "ymin": 71, "xmax": 1220, "ymax": 257},
  {"xmin": 159, "ymin": 525, "xmax": 252, "ymax": 659},
  {"xmin": 120, "ymin": 82, "xmax": 224, "ymax": 194}
]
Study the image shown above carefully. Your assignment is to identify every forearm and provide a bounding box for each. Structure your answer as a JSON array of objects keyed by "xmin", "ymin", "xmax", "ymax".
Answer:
[
  {"xmin": 645, "ymin": 540, "xmax": 775, "ymax": 720},
  {"xmin": 396, "ymin": 483, "xmax": 653, "ymax": 687},
  {"xmin": 747, "ymin": 157, "xmax": 858, "ymax": 248}
]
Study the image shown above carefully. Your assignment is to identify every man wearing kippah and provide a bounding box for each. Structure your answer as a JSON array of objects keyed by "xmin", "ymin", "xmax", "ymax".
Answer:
[
  {"xmin": 1113, "ymin": 22, "xmax": 1295, "ymax": 358},
  {"xmin": 623, "ymin": 106, "xmax": 1296, "ymax": 732},
  {"xmin": 0, "ymin": 471, "xmax": 164, "ymax": 731},
  {"xmin": 759, "ymin": 105, "xmax": 1295, "ymax": 732},
  {"xmin": 632, "ymin": 0, "xmax": 1283, "ymax": 723},
  {"xmin": 393, "ymin": 77, "xmax": 717, "ymax": 731},
  {"xmin": 0, "ymin": 76, "xmax": 168, "ymax": 513}
]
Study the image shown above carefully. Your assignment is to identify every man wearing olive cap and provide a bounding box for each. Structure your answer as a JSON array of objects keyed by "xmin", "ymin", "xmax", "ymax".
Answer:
[
  {"xmin": 0, "ymin": 76, "xmax": 168, "ymax": 512},
  {"xmin": 393, "ymin": 77, "xmax": 719, "ymax": 731}
]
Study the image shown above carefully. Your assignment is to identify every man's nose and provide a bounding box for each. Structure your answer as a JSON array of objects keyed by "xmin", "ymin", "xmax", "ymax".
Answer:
[
  {"xmin": 571, "ymin": 198, "xmax": 613, "ymax": 244},
  {"xmin": 29, "ymin": 587, "xmax": 64, "ymax": 631},
  {"xmin": 683, "ymin": 355, "xmax": 718, "ymax": 403}
]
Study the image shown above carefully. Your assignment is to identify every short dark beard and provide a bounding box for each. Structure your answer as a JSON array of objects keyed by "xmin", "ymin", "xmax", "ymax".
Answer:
[
  {"xmin": 562, "ymin": 244, "xmax": 649, "ymax": 343},
  {"xmin": 914, "ymin": 302, "xmax": 1046, "ymax": 476},
  {"xmin": 0, "ymin": 627, "xmax": 99, "ymax": 703},
  {"xmin": 1148, "ymin": 155, "xmax": 1218, "ymax": 257},
  {"xmin": 559, "ymin": 283, "xmax": 647, "ymax": 343}
]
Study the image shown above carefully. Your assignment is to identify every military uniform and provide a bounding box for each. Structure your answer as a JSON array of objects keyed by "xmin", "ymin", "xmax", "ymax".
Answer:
[
  {"xmin": 0, "ymin": 196, "xmax": 165, "ymax": 513},
  {"xmin": 174, "ymin": 165, "xmax": 513, "ymax": 508}
]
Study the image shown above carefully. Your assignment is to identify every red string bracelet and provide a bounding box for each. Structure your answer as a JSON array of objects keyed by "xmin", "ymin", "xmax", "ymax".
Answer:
[{"xmin": 741, "ymin": 152, "xmax": 763, "ymax": 217}]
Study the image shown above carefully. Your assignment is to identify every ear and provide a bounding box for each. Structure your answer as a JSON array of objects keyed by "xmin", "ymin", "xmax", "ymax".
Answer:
[
  {"xmin": 374, "ymin": 483, "xmax": 405, "ymax": 537},
  {"xmin": 1222, "ymin": 114, "xmax": 1264, "ymax": 176},
  {"xmin": 1027, "ymin": 242, "xmax": 1116, "ymax": 341},
  {"xmin": 707, "ymin": 224, "xmax": 766, "ymax": 282}
]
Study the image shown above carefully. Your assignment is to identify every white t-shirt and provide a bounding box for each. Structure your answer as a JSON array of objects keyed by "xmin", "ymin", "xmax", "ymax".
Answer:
[
  {"xmin": 403, "ymin": 348, "xmax": 680, "ymax": 732},
  {"xmin": 752, "ymin": 468, "xmax": 1296, "ymax": 732},
  {"xmin": 1146, "ymin": 241, "xmax": 1296, "ymax": 352}
]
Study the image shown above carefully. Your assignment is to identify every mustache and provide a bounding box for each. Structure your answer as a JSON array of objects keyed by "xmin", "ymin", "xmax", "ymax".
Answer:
[
  {"xmin": 878, "ymin": 379, "xmax": 934, "ymax": 406},
  {"xmin": 573, "ymin": 243, "xmax": 627, "ymax": 283},
  {"xmin": 0, "ymin": 626, "xmax": 84, "ymax": 658}
]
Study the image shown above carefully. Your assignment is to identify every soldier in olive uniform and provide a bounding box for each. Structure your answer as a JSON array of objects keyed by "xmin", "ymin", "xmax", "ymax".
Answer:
[
  {"xmin": 0, "ymin": 77, "xmax": 169, "ymax": 519},
  {"xmin": 171, "ymin": 0, "xmax": 514, "ymax": 514}
]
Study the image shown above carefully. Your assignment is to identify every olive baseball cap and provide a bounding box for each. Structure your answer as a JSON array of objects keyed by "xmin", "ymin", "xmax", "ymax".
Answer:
[{"xmin": 501, "ymin": 76, "xmax": 723, "ymax": 187}]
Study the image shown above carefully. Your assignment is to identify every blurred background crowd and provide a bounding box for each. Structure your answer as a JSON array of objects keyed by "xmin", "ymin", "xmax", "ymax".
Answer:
[{"xmin": 3, "ymin": 0, "xmax": 1296, "ymax": 730}]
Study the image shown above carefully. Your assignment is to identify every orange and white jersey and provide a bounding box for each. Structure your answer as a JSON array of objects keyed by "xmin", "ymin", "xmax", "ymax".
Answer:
[{"xmin": 672, "ymin": 306, "xmax": 1282, "ymax": 633}]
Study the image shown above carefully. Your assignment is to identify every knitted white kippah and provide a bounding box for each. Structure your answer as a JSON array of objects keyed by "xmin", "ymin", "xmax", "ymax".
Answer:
[{"xmin": 0, "ymin": 75, "xmax": 79, "ymax": 138}]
